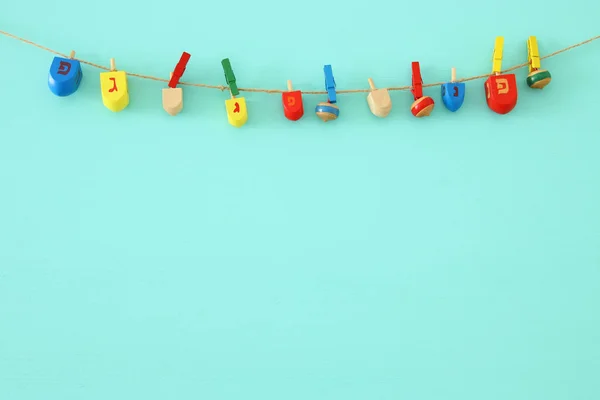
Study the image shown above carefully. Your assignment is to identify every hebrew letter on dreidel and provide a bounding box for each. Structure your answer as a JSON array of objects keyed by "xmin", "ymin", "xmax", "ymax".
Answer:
[
  {"xmin": 57, "ymin": 61, "xmax": 71, "ymax": 75},
  {"xmin": 496, "ymin": 78, "xmax": 509, "ymax": 94},
  {"xmin": 109, "ymin": 77, "xmax": 118, "ymax": 92}
]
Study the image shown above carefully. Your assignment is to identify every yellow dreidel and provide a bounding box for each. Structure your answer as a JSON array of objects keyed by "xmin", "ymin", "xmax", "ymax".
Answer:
[
  {"xmin": 526, "ymin": 36, "xmax": 552, "ymax": 89},
  {"xmin": 222, "ymin": 58, "xmax": 248, "ymax": 128},
  {"xmin": 100, "ymin": 58, "xmax": 129, "ymax": 112}
]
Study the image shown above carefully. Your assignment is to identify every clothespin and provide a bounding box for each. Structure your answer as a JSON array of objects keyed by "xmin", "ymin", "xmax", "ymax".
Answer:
[
  {"xmin": 484, "ymin": 36, "xmax": 518, "ymax": 114},
  {"xmin": 409, "ymin": 61, "xmax": 434, "ymax": 117},
  {"xmin": 526, "ymin": 36, "xmax": 552, "ymax": 89},
  {"xmin": 491, "ymin": 36, "xmax": 504, "ymax": 74},
  {"xmin": 168, "ymin": 52, "xmax": 191, "ymax": 88},
  {"xmin": 99, "ymin": 58, "xmax": 129, "ymax": 112},
  {"xmin": 48, "ymin": 50, "xmax": 82, "ymax": 97},
  {"xmin": 324, "ymin": 65, "xmax": 337, "ymax": 103},
  {"xmin": 221, "ymin": 58, "xmax": 247, "ymax": 127},
  {"xmin": 315, "ymin": 64, "xmax": 339, "ymax": 122},
  {"xmin": 222, "ymin": 58, "xmax": 239, "ymax": 96}
]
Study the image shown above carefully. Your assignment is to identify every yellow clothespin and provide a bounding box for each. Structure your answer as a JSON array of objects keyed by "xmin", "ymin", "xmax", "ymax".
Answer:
[
  {"xmin": 526, "ymin": 36, "xmax": 541, "ymax": 73},
  {"xmin": 526, "ymin": 36, "xmax": 552, "ymax": 89},
  {"xmin": 491, "ymin": 36, "xmax": 504, "ymax": 74}
]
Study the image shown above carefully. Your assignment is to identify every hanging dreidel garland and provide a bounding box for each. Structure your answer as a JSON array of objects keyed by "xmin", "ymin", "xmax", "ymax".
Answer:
[
  {"xmin": 441, "ymin": 67, "xmax": 465, "ymax": 112},
  {"xmin": 48, "ymin": 50, "xmax": 83, "ymax": 97},
  {"xmin": 526, "ymin": 36, "xmax": 551, "ymax": 89},
  {"xmin": 366, "ymin": 78, "xmax": 392, "ymax": 118},
  {"xmin": 162, "ymin": 51, "xmax": 191, "ymax": 116},
  {"xmin": 484, "ymin": 37, "xmax": 518, "ymax": 114},
  {"xmin": 222, "ymin": 58, "xmax": 248, "ymax": 128},
  {"xmin": 100, "ymin": 58, "xmax": 129, "ymax": 112},
  {"xmin": 315, "ymin": 65, "xmax": 339, "ymax": 122},
  {"xmin": 282, "ymin": 80, "xmax": 304, "ymax": 121},
  {"xmin": 410, "ymin": 62, "xmax": 435, "ymax": 117}
]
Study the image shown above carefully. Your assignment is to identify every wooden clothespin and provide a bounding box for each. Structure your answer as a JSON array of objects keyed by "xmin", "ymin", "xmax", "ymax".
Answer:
[
  {"xmin": 221, "ymin": 58, "xmax": 247, "ymax": 127},
  {"xmin": 282, "ymin": 80, "xmax": 304, "ymax": 121},
  {"xmin": 410, "ymin": 61, "xmax": 434, "ymax": 117},
  {"xmin": 100, "ymin": 58, "xmax": 129, "ymax": 112},
  {"xmin": 441, "ymin": 67, "xmax": 465, "ymax": 112},
  {"xmin": 162, "ymin": 51, "xmax": 191, "ymax": 116},
  {"xmin": 48, "ymin": 50, "xmax": 82, "ymax": 97},
  {"xmin": 526, "ymin": 36, "xmax": 551, "ymax": 89},
  {"xmin": 484, "ymin": 36, "xmax": 518, "ymax": 114},
  {"xmin": 315, "ymin": 64, "xmax": 339, "ymax": 122},
  {"xmin": 366, "ymin": 78, "xmax": 392, "ymax": 118}
]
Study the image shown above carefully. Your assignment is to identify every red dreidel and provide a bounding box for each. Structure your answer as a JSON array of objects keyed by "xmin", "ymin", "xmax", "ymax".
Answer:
[
  {"xmin": 282, "ymin": 80, "xmax": 304, "ymax": 121},
  {"xmin": 484, "ymin": 36, "xmax": 518, "ymax": 114},
  {"xmin": 410, "ymin": 62, "xmax": 434, "ymax": 117}
]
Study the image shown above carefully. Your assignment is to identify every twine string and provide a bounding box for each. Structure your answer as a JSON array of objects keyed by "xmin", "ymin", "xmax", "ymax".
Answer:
[{"xmin": 1, "ymin": 29, "xmax": 597, "ymax": 94}]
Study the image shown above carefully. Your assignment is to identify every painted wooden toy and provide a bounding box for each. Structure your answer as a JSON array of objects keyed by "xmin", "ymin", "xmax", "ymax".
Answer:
[
  {"xmin": 441, "ymin": 67, "xmax": 465, "ymax": 112},
  {"xmin": 484, "ymin": 37, "xmax": 518, "ymax": 114},
  {"xmin": 222, "ymin": 58, "xmax": 248, "ymax": 127},
  {"xmin": 366, "ymin": 78, "xmax": 392, "ymax": 117},
  {"xmin": 526, "ymin": 36, "xmax": 551, "ymax": 89},
  {"xmin": 282, "ymin": 80, "xmax": 304, "ymax": 121},
  {"xmin": 100, "ymin": 58, "xmax": 129, "ymax": 112},
  {"xmin": 48, "ymin": 51, "xmax": 82, "ymax": 97},
  {"xmin": 162, "ymin": 51, "xmax": 191, "ymax": 116},
  {"xmin": 410, "ymin": 62, "xmax": 434, "ymax": 117},
  {"xmin": 315, "ymin": 64, "xmax": 339, "ymax": 122}
]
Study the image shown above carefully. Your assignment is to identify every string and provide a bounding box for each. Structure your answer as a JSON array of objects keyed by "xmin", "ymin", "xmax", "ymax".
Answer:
[{"xmin": 1, "ymin": 29, "xmax": 598, "ymax": 94}]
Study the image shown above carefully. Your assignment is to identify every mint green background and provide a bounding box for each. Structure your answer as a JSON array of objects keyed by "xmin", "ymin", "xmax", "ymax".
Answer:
[{"xmin": 1, "ymin": 1, "xmax": 599, "ymax": 399}]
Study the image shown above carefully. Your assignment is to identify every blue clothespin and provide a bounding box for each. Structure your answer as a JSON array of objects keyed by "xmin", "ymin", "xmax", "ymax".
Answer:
[{"xmin": 324, "ymin": 64, "xmax": 337, "ymax": 103}]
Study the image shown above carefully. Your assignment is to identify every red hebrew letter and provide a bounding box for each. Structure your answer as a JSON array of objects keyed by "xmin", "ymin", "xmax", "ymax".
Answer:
[
  {"xmin": 234, "ymin": 102, "xmax": 240, "ymax": 113},
  {"xmin": 109, "ymin": 77, "xmax": 118, "ymax": 92},
  {"xmin": 57, "ymin": 61, "xmax": 71, "ymax": 75}
]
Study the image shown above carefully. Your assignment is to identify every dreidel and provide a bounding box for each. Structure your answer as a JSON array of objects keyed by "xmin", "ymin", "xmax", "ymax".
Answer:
[
  {"xmin": 222, "ymin": 58, "xmax": 248, "ymax": 127},
  {"xmin": 366, "ymin": 78, "xmax": 392, "ymax": 117},
  {"xmin": 526, "ymin": 36, "xmax": 551, "ymax": 89},
  {"xmin": 441, "ymin": 67, "xmax": 465, "ymax": 112},
  {"xmin": 282, "ymin": 80, "xmax": 304, "ymax": 121},
  {"xmin": 484, "ymin": 36, "xmax": 518, "ymax": 114},
  {"xmin": 100, "ymin": 58, "xmax": 129, "ymax": 112},
  {"xmin": 410, "ymin": 62, "xmax": 434, "ymax": 117},
  {"xmin": 48, "ymin": 50, "xmax": 82, "ymax": 97},
  {"xmin": 163, "ymin": 51, "xmax": 191, "ymax": 116}
]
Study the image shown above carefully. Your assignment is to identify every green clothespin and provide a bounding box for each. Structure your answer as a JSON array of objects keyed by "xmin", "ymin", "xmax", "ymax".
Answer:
[{"xmin": 221, "ymin": 58, "xmax": 239, "ymax": 96}]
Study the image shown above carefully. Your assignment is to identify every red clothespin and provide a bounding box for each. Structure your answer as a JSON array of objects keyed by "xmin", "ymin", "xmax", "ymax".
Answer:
[
  {"xmin": 409, "ymin": 61, "xmax": 434, "ymax": 118},
  {"xmin": 168, "ymin": 52, "xmax": 191, "ymax": 88}
]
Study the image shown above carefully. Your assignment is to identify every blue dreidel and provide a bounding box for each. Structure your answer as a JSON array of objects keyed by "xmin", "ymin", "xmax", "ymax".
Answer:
[
  {"xmin": 48, "ymin": 51, "xmax": 82, "ymax": 97},
  {"xmin": 441, "ymin": 67, "xmax": 465, "ymax": 112}
]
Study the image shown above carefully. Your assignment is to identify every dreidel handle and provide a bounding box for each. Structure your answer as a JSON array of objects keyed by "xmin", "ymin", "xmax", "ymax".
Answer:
[
  {"xmin": 287, "ymin": 80, "xmax": 293, "ymax": 92},
  {"xmin": 451, "ymin": 67, "xmax": 456, "ymax": 83},
  {"xmin": 368, "ymin": 78, "xmax": 376, "ymax": 90}
]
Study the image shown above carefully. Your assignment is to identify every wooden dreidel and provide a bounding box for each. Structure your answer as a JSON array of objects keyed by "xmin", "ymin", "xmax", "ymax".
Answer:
[
  {"xmin": 282, "ymin": 80, "xmax": 304, "ymax": 121},
  {"xmin": 366, "ymin": 78, "xmax": 392, "ymax": 117},
  {"xmin": 409, "ymin": 62, "xmax": 434, "ymax": 117},
  {"xmin": 441, "ymin": 67, "xmax": 465, "ymax": 112},
  {"xmin": 315, "ymin": 64, "xmax": 339, "ymax": 122},
  {"xmin": 48, "ymin": 50, "xmax": 82, "ymax": 97},
  {"xmin": 222, "ymin": 58, "xmax": 248, "ymax": 128},
  {"xmin": 162, "ymin": 51, "xmax": 191, "ymax": 116},
  {"xmin": 484, "ymin": 37, "xmax": 518, "ymax": 114},
  {"xmin": 100, "ymin": 58, "xmax": 129, "ymax": 112},
  {"xmin": 526, "ymin": 36, "xmax": 551, "ymax": 89}
]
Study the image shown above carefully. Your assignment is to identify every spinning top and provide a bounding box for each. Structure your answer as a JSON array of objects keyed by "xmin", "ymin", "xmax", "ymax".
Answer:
[
  {"xmin": 315, "ymin": 64, "xmax": 339, "ymax": 122},
  {"xmin": 526, "ymin": 36, "xmax": 552, "ymax": 89},
  {"xmin": 441, "ymin": 67, "xmax": 465, "ymax": 112},
  {"xmin": 410, "ymin": 61, "xmax": 434, "ymax": 117},
  {"xmin": 484, "ymin": 37, "xmax": 518, "ymax": 114}
]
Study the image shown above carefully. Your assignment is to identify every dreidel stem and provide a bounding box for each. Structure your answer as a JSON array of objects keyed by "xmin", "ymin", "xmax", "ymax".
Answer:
[
  {"xmin": 69, "ymin": 50, "xmax": 75, "ymax": 59},
  {"xmin": 110, "ymin": 58, "xmax": 116, "ymax": 71},
  {"xmin": 451, "ymin": 67, "xmax": 456, "ymax": 82},
  {"xmin": 287, "ymin": 80, "xmax": 293, "ymax": 92},
  {"xmin": 368, "ymin": 78, "xmax": 376, "ymax": 90}
]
